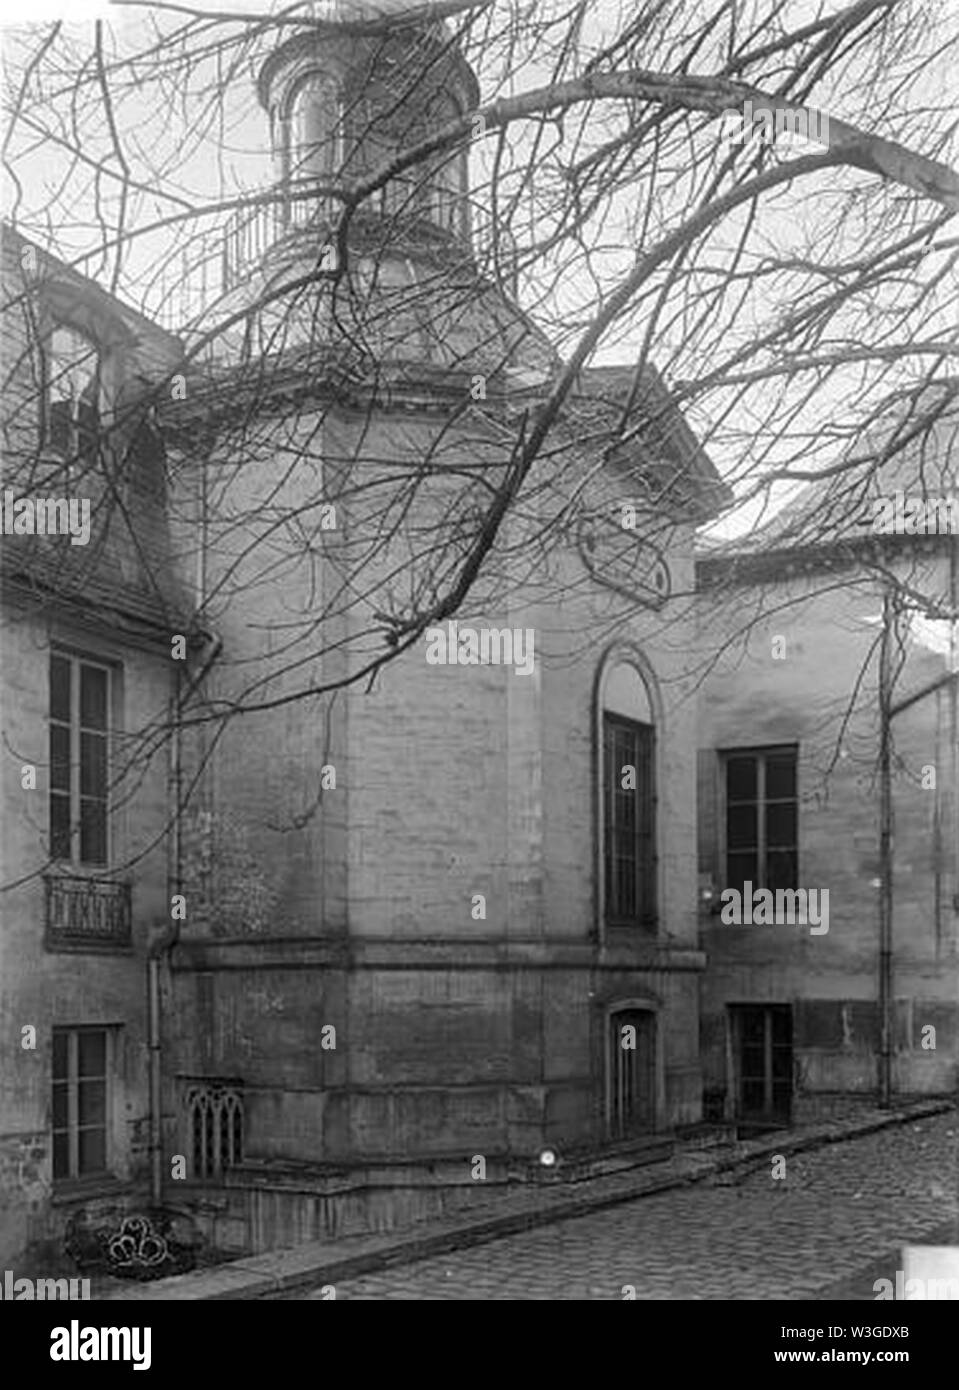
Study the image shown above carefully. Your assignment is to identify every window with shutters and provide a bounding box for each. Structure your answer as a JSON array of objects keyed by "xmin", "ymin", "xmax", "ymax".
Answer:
[{"xmin": 722, "ymin": 746, "xmax": 798, "ymax": 895}]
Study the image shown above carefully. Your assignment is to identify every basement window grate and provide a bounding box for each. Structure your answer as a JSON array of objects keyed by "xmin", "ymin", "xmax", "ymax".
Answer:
[{"xmin": 183, "ymin": 1080, "xmax": 244, "ymax": 1180}]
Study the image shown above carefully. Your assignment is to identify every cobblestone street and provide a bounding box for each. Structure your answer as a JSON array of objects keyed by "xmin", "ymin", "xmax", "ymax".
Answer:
[{"xmin": 305, "ymin": 1112, "xmax": 958, "ymax": 1300}]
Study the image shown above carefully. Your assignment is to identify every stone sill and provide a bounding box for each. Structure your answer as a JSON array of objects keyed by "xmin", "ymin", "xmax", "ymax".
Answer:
[
  {"xmin": 44, "ymin": 937, "xmax": 134, "ymax": 955},
  {"xmin": 50, "ymin": 1176, "xmax": 134, "ymax": 1208}
]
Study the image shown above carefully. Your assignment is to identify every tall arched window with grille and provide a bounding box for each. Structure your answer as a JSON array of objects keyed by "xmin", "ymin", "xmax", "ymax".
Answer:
[
  {"xmin": 285, "ymin": 72, "xmax": 342, "ymax": 225},
  {"xmin": 599, "ymin": 658, "xmax": 658, "ymax": 931}
]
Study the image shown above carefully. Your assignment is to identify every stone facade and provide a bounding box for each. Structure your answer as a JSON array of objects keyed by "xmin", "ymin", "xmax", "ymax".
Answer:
[
  {"xmin": 1, "ymin": 18, "xmax": 728, "ymax": 1264},
  {"xmin": 0, "ymin": 225, "xmax": 185, "ymax": 1266},
  {"xmin": 155, "ymin": 21, "xmax": 725, "ymax": 1250}
]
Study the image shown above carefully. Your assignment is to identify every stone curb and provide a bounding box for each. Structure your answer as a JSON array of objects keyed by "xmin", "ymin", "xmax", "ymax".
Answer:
[{"xmin": 100, "ymin": 1097, "xmax": 954, "ymax": 1300}]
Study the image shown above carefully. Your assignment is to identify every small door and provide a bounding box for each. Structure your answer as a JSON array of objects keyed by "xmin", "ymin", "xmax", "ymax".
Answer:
[
  {"xmin": 731, "ymin": 1004, "xmax": 792, "ymax": 1131},
  {"xmin": 609, "ymin": 1008, "xmax": 656, "ymax": 1139}
]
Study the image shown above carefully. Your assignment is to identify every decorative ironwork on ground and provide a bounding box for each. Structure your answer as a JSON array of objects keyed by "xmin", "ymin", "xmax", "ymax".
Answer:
[{"xmin": 65, "ymin": 1207, "xmax": 200, "ymax": 1281}]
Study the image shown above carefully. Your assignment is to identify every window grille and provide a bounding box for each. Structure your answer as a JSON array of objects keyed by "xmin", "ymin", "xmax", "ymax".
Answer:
[
  {"xmin": 603, "ymin": 713, "xmax": 656, "ymax": 926},
  {"xmin": 184, "ymin": 1081, "xmax": 244, "ymax": 1180}
]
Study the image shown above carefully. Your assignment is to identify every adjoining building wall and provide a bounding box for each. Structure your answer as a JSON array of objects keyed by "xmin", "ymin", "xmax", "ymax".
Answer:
[
  {"xmin": 697, "ymin": 552, "xmax": 959, "ymax": 1124},
  {"xmin": 0, "ymin": 607, "xmax": 175, "ymax": 1267},
  {"xmin": 1, "ymin": 226, "xmax": 183, "ymax": 1268}
]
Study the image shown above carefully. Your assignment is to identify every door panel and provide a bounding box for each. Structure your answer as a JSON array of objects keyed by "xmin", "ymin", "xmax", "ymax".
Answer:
[
  {"xmin": 730, "ymin": 1004, "xmax": 792, "ymax": 1132},
  {"xmin": 609, "ymin": 1009, "xmax": 656, "ymax": 1139}
]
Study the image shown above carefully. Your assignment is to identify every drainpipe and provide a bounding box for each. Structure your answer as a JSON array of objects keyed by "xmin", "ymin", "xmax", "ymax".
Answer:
[
  {"xmin": 946, "ymin": 585, "xmax": 959, "ymax": 1174},
  {"xmin": 147, "ymin": 922, "xmax": 180, "ymax": 1205},
  {"xmin": 147, "ymin": 629, "xmax": 222, "ymax": 1206},
  {"xmin": 878, "ymin": 587, "xmax": 894, "ymax": 1109},
  {"xmin": 878, "ymin": 578, "xmax": 959, "ymax": 1111}
]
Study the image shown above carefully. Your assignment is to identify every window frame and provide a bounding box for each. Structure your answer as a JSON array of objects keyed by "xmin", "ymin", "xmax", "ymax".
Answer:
[
  {"xmin": 283, "ymin": 70, "xmax": 344, "ymax": 216},
  {"xmin": 728, "ymin": 1003, "xmax": 793, "ymax": 1128},
  {"xmin": 602, "ymin": 710, "xmax": 657, "ymax": 930},
  {"xmin": 49, "ymin": 649, "xmax": 115, "ymax": 869},
  {"xmin": 721, "ymin": 744, "xmax": 799, "ymax": 895},
  {"xmin": 51, "ymin": 1025, "xmax": 115, "ymax": 1184},
  {"xmin": 182, "ymin": 1078, "xmax": 245, "ymax": 1182},
  {"xmin": 39, "ymin": 319, "xmax": 103, "ymax": 480}
]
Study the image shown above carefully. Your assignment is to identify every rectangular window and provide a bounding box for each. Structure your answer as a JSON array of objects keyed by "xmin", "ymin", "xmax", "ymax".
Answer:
[
  {"xmin": 723, "ymin": 745, "xmax": 798, "ymax": 894},
  {"xmin": 603, "ymin": 713, "xmax": 656, "ymax": 926},
  {"xmin": 43, "ymin": 324, "xmax": 100, "ymax": 474},
  {"xmin": 49, "ymin": 652, "xmax": 111, "ymax": 866},
  {"xmin": 52, "ymin": 1027, "xmax": 113, "ymax": 1181}
]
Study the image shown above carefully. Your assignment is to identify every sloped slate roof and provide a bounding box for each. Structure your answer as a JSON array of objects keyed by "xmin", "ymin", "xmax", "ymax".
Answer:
[
  {"xmin": 1, "ymin": 538, "xmax": 192, "ymax": 644},
  {"xmin": 1, "ymin": 225, "xmax": 191, "ymax": 639},
  {"xmin": 572, "ymin": 364, "xmax": 732, "ymax": 522},
  {"xmin": 698, "ymin": 378, "xmax": 959, "ymax": 564}
]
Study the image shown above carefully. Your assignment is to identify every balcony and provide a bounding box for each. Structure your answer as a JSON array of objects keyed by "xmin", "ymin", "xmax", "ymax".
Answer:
[
  {"xmin": 220, "ymin": 179, "xmax": 468, "ymax": 293},
  {"xmin": 150, "ymin": 181, "xmax": 486, "ymax": 333},
  {"xmin": 44, "ymin": 872, "xmax": 132, "ymax": 951}
]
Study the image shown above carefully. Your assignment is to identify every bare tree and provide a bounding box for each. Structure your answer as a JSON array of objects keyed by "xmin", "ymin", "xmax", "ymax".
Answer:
[{"xmin": 3, "ymin": 0, "xmax": 958, "ymax": 896}]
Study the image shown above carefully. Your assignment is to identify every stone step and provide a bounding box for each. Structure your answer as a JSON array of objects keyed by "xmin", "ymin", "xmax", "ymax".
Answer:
[
  {"xmin": 674, "ymin": 1121, "xmax": 738, "ymax": 1151},
  {"xmin": 535, "ymin": 1136, "xmax": 674, "ymax": 1184}
]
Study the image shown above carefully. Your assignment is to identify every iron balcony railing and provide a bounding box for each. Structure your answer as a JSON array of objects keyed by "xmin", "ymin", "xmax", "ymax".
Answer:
[
  {"xmin": 220, "ymin": 178, "xmax": 466, "ymax": 292},
  {"xmin": 150, "ymin": 183, "xmax": 496, "ymax": 332}
]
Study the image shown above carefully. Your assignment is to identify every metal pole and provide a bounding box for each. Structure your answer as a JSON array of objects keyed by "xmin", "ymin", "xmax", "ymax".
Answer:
[
  {"xmin": 937, "ymin": 544, "xmax": 959, "ymax": 956},
  {"xmin": 148, "ymin": 951, "xmax": 163, "ymax": 1204},
  {"xmin": 878, "ymin": 586, "xmax": 894, "ymax": 1109}
]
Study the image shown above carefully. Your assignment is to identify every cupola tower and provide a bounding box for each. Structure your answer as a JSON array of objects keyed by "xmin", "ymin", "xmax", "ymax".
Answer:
[{"xmin": 257, "ymin": 9, "xmax": 478, "ymax": 247}]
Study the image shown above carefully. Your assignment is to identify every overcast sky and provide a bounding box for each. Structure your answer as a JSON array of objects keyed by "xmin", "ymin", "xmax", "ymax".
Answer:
[{"xmin": 2, "ymin": 1, "xmax": 955, "ymax": 539}]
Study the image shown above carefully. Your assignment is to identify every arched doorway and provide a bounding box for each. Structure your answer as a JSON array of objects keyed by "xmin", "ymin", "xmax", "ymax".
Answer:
[{"xmin": 607, "ymin": 1006, "xmax": 657, "ymax": 1139}]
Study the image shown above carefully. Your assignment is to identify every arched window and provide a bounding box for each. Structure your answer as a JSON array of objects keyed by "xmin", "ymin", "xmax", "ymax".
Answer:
[
  {"xmin": 338, "ymin": 78, "xmax": 465, "ymax": 234},
  {"xmin": 411, "ymin": 90, "xmax": 464, "ymax": 234},
  {"xmin": 44, "ymin": 322, "xmax": 101, "ymax": 472},
  {"xmin": 600, "ymin": 659, "xmax": 657, "ymax": 929},
  {"xmin": 185, "ymin": 1081, "xmax": 244, "ymax": 1180},
  {"xmin": 341, "ymin": 84, "xmax": 394, "ymax": 181},
  {"xmin": 288, "ymin": 73, "xmax": 340, "ymax": 185}
]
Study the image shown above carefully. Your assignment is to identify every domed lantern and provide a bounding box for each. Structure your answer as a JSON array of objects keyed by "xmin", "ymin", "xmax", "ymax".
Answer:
[
  {"xmin": 200, "ymin": 4, "xmax": 555, "ymax": 383},
  {"xmin": 256, "ymin": 4, "xmax": 479, "ymax": 244}
]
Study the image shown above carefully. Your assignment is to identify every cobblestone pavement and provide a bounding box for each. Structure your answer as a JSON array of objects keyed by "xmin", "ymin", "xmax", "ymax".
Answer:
[{"xmin": 304, "ymin": 1112, "xmax": 958, "ymax": 1300}]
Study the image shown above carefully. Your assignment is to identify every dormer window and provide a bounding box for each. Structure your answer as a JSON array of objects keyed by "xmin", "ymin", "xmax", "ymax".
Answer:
[{"xmin": 44, "ymin": 323, "xmax": 101, "ymax": 474}]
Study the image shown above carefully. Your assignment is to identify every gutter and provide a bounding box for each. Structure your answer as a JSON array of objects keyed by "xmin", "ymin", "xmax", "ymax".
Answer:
[
  {"xmin": 878, "ymin": 586, "xmax": 959, "ymax": 1108},
  {"xmin": 147, "ymin": 628, "xmax": 222, "ymax": 1206},
  {"xmin": 147, "ymin": 922, "xmax": 180, "ymax": 1206},
  {"xmin": 878, "ymin": 589, "xmax": 894, "ymax": 1109}
]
